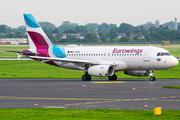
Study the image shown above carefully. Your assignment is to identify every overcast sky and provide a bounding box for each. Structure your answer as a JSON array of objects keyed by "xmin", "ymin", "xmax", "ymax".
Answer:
[{"xmin": 1, "ymin": 0, "xmax": 180, "ymax": 28}]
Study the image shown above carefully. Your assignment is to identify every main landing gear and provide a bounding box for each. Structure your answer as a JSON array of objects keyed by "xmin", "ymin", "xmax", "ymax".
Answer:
[
  {"xmin": 108, "ymin": 74, "xmax": 117, "ymax": 81},
  {"xmin": 82, "ymin": 74, "xmax": 91, "ymax": 81},
  {"xmin": 150, "ymin": 76, "xmax": 156, "ymax": 81}
]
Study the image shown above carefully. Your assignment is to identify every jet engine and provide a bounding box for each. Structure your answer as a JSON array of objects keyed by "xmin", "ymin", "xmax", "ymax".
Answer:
[
  {"xmin": 88, "ymin": 65, "xmax": 114, "ymax": 77},
  {"xmin": 124, "ymin": 70, "xmax": 150, "ymax": 77}
]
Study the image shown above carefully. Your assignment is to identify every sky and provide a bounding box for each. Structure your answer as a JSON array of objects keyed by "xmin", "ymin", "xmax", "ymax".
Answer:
[{"xmin": 1, "ymin": 0, "xmax": 180, "ymax": 28}]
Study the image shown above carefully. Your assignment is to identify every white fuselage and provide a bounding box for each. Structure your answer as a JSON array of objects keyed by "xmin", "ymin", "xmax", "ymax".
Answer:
[{"xmin": 52, "ymin": 46, "xmax": 178, "ymax": 71}]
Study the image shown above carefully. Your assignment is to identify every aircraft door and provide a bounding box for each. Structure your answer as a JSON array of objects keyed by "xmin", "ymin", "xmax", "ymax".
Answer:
[{"xmin": 143, "ymin": 49, "xmax": 151, "ymax": 62}]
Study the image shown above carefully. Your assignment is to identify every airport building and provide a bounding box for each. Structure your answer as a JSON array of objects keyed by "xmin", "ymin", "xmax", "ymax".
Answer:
[{"xmin": 0, "ymin": 38, "xmax": 28, "ymax": 45}]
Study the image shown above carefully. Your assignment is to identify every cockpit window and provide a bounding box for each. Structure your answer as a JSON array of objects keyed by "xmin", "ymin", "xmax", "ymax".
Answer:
[
  {"xmin": 157, "ymin": 53, "xmax": 161, "ymax": 56},
  {"xmin": 157, "ymin": 52, "xmax": 171, "ymax": 56},
  {"xmin": 165, "ymin": 53, "xmax": 171, "ymax": 56}
]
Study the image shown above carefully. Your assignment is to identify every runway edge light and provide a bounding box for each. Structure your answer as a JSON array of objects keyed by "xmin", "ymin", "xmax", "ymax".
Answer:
[{"xmin": 154, "ymin": 107, "xmax": 161, "ymax": 115}]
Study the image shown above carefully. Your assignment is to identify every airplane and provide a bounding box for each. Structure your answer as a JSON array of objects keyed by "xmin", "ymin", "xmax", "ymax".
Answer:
[{"xmin": 7, "ymin": 14, "xmax": 179, "ymax": 81}]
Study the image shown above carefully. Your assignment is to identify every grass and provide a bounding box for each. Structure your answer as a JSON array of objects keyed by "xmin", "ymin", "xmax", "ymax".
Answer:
[
  {"xmin": 0, "ymin": 60, "xmax": 179, "ymax": 79},
  {"xmin": 0, "ymin": 108, "xmax": 180, "ymax": 120},
  {"xmin": 1, "ymin": 45, "xmax": 180, "ymax": 58},
  {"xmin": 163, "ymin": 86, "xmax": 180, "ymax": 89},
  {"xmin": 0, "ymin": 46, "xmax": 29, "ymax": 58}
]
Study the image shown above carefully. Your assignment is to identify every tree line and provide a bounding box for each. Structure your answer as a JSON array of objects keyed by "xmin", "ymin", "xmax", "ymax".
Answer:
[{"xmin": 1, "ymin": 20, "xmax": 180, "ymax": 44}]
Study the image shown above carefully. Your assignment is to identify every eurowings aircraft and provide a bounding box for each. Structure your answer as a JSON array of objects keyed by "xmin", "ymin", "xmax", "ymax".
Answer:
[{"xmin": 8, "ymin": 14, "xmax": 179, "ymax": 81}]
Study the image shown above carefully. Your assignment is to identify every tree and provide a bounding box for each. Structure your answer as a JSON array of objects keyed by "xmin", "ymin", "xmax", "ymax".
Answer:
[
  {"xmin": 118, "ymin": 23, "xmax": 133, "ymax": 33},
  {"xmin": 5, "ymin": 33, "xmax": 14, "ymax": 38},
  {"xmin": 39, "ymin": 22, "xmax": 56, "ymax": 30},
  {"xmin": 101, "ymin": 36, "xmax": 107, "ymax": 42},
  {"xmin": 0, "ymin": 25, "xmax": 6, "ymax": 33},
  {"xmin": 98, "ymin": 31, "xmax": 105, "ymax": 38},
  {"xmin": 14, "ymin": 31, "xmax": 24, "ymax": 38},
  {"xmin": 119, "ymin": 36, "xmax": 130, "ymax": 42},
  {"xmin": 101, "ymin": 23, "xmax": 109, "ymax": 29},
  {"xmin": 109, "ymin": 24, "xmax": 117, "ymax": 30},
  {"xmin": 85, "ymin": 33, "xmax": 98, "ymax": 42},
  {"xmin": 85, "ymin": 23, "xmax": 98, "ymax": 33},
  {"xmin": 75, "ymin": 25, "xmax": 88, "ymax": 33},
  {"xmin": 149, "ymin": 26, "xmax": 156, "ymax": 32},
  {"xmin": 66, "ymin": 34, "xmax": 77, "ymax": 42},
  {"xmin": 59, "ymin": 21, "xmax": 78, "ymax": 32},
  {"xmin": 51, "ymin": 28, "xmax": 59, "ymax": 34},
  {"xmin": 177, "ymin": 25, "xmax": 180, "ymax": 32},
  {"xmin": 163, "ymin": 21, "xmax": 175, "ymax": 29},
  {"xmin": 133, "ymin": 27, "xmax": 148, "ymax": 36},
  {"xmin": 137, "ymin": 32, "xmax": 142, "ymax": 38},
  {"xmin": 126, "ymin": 31, "xmax": 130, "ymax": 38},
  {"xmin": 63, "ymin": 29, "xmax": 78, "ymax": 33},
  {"xmin": 109, "ymin": 29, "xmax": 118, "ymax": 39}
]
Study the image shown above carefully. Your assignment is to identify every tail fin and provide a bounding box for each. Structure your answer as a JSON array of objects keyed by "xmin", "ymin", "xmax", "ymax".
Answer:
[{"xmin": 24, "ymin": 14, "xmax": 53, "ymax": 57}]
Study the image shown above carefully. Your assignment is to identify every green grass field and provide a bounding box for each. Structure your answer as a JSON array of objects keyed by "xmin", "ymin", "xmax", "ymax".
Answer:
[
  {"xmin": 163, "ymin": 86, "xmax": 180, "ymax": 89},
  {"xmin": 0, "ymin": 45, "xmax": 180, "ymax": 58},
  {"xmin": 0, "ymin": 46, "xmax": 29, "ymax": 58},
  {"xmin": 0, "ymin": 108, "xmax": 180, "ymax": 120},
  {"xmin": 0, "ymin": 60, "xmax": 179, "ymax": 79}
]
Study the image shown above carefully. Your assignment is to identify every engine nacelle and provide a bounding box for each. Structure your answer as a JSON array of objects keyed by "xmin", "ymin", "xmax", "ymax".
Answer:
[
  {"xmin": 124, "ymin": 70, "xmax": 150, "ymax": 77},
  {"xmin": 88, "ymin": 65, "xmax": 114, "ymax": 77}
]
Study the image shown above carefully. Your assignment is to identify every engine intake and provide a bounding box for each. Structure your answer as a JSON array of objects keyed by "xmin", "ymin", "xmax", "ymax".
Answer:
[{"xmin": 88, "ymin": 65, "xmax": 114, "ymax": 77}]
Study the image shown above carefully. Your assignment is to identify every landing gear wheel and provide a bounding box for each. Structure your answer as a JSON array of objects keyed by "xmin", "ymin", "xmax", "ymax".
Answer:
[
  {"xmin": 150, "ymin": 76, "xmax": 156, "ymax": 81},
  {"xmin": 108, "ymin": 74, "xmax": 117, "ymax": 81},
  {"xmin": 82, "ymin": 75, "xmax": 91, "ymax": 81}
]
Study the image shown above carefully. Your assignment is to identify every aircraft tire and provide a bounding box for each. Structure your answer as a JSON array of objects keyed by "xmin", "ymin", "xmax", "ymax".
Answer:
[
  {"xmin": 82, "ymin": 75, "xmax": 91, "ymax": 81},
  {"xmin": 150, "ymin": 76, "xmax": 156, "ymax": 81},
  {"xmin": 108, "ymin": 74, "xmax": 117, "ymax": 81}
]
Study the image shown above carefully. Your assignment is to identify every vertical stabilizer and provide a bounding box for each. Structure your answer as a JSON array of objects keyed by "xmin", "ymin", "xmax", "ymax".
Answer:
[{"xmin": 24, "ymin": 14, "xmax": 53, "ymax": 57}]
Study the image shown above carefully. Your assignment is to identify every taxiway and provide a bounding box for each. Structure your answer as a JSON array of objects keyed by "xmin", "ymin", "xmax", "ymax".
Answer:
[{"xmin": 0, "ymin": 79, "xmax": 180, "ymax": 110}]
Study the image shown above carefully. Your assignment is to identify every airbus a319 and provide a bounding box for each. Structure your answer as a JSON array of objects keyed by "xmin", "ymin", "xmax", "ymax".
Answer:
[{"xmin": 8, "ymin": 14, "xmax": 179, "ymax": 81}]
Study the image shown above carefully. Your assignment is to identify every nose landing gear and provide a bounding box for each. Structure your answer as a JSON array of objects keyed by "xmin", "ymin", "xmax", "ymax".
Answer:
[{"xmin": 150, "ymin": 76, "xmax": 156, "ymax": 81}]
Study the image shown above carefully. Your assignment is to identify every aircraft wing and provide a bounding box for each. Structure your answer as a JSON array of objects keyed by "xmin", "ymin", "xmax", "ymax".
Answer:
[{"xmin": 29, "ymin": 56, "xmax": 116, "ymax": 65}]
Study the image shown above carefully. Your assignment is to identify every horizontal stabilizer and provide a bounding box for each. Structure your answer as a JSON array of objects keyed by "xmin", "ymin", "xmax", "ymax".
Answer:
[{"xmin": 5, "ymin": 50, "xmax": 39, "ymax": 56}]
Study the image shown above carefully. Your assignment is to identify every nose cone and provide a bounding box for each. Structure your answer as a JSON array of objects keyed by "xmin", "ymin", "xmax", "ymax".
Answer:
[{"xmin": 171, "ymin": 57, "xmax": 179, "ymax": 68}]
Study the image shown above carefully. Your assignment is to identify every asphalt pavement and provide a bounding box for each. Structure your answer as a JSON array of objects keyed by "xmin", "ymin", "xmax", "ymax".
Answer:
[{"xmin": 0, "ymin": 78, "xmax": 180, "ymax": 110}]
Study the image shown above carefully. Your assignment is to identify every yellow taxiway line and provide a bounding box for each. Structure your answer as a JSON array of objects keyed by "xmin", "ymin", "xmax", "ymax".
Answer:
[{"xmin": 91, "ymin": 81, "xmax": 126, "ymax": 83}]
